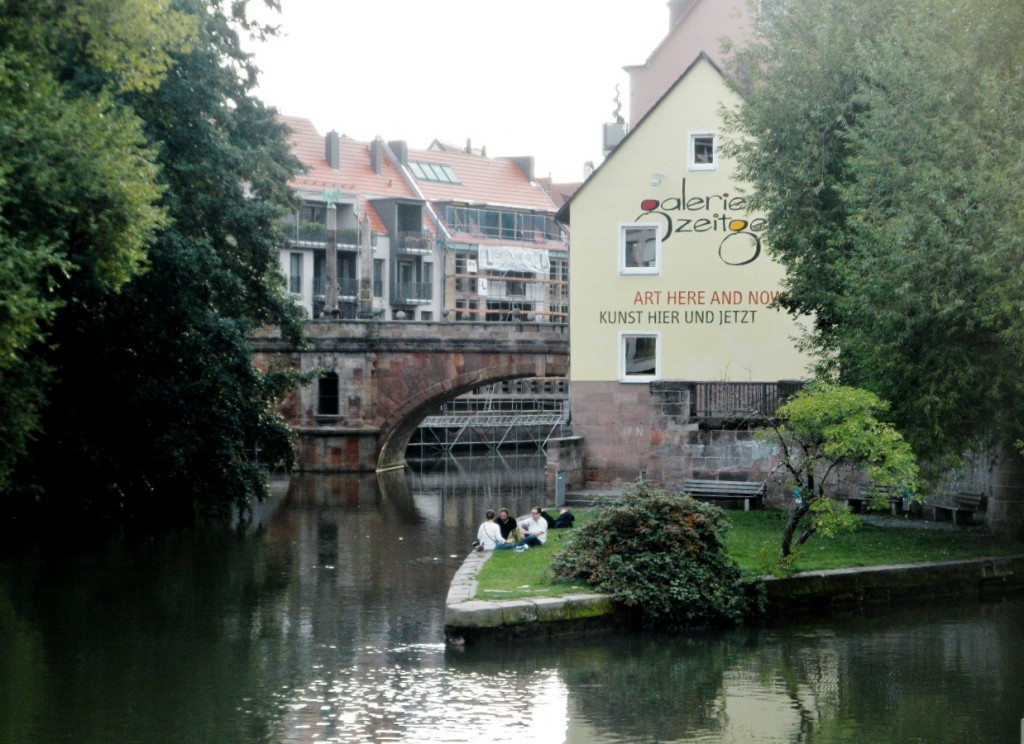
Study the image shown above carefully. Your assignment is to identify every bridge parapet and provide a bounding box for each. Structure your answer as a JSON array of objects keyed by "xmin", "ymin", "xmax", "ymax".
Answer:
[{"xmin": 251, "ymin": 320, "xmax": 569, "ymax": 472}]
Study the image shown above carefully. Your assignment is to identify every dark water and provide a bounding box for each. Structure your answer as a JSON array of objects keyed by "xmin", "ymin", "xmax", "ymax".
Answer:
[{"xmin": 1, "ymin": 454, "xmax": 1022, "ymax": 744}]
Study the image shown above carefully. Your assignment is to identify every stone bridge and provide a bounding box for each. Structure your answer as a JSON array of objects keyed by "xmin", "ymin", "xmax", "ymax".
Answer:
[{"xmin": 250, "ymin": 321, "xmax": 569, "ymax": 472}]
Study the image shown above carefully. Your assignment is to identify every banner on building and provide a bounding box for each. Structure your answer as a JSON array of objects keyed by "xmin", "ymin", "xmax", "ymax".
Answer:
[{"xmin": 478, "ymin": 246, "xmax": 550, "ymax": 274}]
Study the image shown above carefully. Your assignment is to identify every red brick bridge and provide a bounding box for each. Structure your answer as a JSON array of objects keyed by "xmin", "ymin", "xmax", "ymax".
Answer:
[{"xmin": 250, "ymin": 321, "xmax": 569, "ymax": 472}]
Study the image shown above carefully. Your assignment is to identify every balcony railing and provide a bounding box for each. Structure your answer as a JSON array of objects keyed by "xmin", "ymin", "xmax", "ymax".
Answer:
[
  {"xmin": 396, "ymin": 230, "xmax": 433, "ymax": 255},
  {"xmin": 444, "ymin": 206, "xmax": 564, "ymax": 243},
  {"xmin": 288, "ymin": 220, "xmax": 366, "ymax": 247},
  {"xmin": 391, "ymin": 281, "xmax": 433, "ymax": 305},
  {"xmin": 314, "ymin": 276, "xmax": 360, "ymax": 299}
]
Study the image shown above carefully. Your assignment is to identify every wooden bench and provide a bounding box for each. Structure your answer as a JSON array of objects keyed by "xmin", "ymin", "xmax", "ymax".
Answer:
[
  {"xmin": 682, "ymin": 479, "xmax": 765, "ymax": 511},
  {"xmin": 846, "ymin": 485, "xmax": 905, "ymax": 515},
  {"xmin": 928, "ymin": 492, "xmax": 987, "ymax": 526}
]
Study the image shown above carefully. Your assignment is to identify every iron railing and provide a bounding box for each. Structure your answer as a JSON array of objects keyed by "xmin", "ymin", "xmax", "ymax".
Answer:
[
  {"xmin": 288, "ymin": 220, "xmax": 365, "ymax": 246},
  {"xmin": 688, "ymin": 381, "xmax": 803, "ymax": 420},
  {"xmin": 396, "ymin": 230, "xmax": 433, "ymax": 255},
  {"xmin": 313, "ymin": 276, "xmax": 360, "ymax": 298}
]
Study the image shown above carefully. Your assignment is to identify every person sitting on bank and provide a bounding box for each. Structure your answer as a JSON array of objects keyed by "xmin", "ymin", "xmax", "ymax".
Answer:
[
  {"xmin": 514, "ymin": 506, "xmax": 548, "ymax": 550},
  {"xmin": 495, "ymin": 507, "xmax": 519, "ymax": 542},
  {"xmin": 553, "ymin": 507, "xmax": 575, "ymax": 529},
  {"xmin": 476, "ymin": 510, "xmax": 514, "ymax": 551}
]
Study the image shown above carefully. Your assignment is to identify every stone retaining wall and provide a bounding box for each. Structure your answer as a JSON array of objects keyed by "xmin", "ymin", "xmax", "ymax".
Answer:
[{"xmin": 444, "ymin": 552, "xmax": 1024, "ymax": 645}]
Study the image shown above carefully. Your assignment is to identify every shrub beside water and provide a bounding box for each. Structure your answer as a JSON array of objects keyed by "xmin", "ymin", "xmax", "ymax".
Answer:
[{"xmin": 550, "ymin": 483, "xmax": 763, "ymax": 629}]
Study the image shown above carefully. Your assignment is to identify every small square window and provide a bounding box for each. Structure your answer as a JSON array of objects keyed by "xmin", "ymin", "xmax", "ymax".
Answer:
[
  {"xmin": 689, "ymin": 132, "xmax": 717, "ymax": 171},
  {"xmin": 620, "ymin": 224, "xmax": 661, "ymax": 274},
  {"xmin": 621, "ymin": 333, "xmax": 660, "ymax": 382}
]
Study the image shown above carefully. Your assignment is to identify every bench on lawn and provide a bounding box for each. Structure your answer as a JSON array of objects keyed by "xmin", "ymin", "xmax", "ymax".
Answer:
[
  {"xmin": 927, "ymin": 492, "xmax": 987, "ymax": 526},
  {"xmin": 682, "ymin": 479, "xmax": 765, "ymax": 511},
  {"xmin": 846, "ymin": 484, "xmax": 905, "ymax": 515}
]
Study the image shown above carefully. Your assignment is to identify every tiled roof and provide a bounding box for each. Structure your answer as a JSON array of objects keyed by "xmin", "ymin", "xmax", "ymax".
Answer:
[
  {"xmin": 279, "ymin": 115, "xmax": 418, "ymax": 234},
  {"xmin": 406, "ymin": 146, "xmax": 557, "ymax": 212},
  {"xmin": 279, "ymin": 116, "xmax": 562, "ymax": 243}
]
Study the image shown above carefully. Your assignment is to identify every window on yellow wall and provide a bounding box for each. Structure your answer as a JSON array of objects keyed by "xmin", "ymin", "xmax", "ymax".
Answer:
[
  {"xmin": 621, "ymin": 332, "xmax": 660, "ymax": 382},
  {"xmin": 689, "ymin": 132, "xmax": 717, "ymax": 171},
  {"xmin": 620, "ymin": 224, "xmax": 661, "ymax": 275}
]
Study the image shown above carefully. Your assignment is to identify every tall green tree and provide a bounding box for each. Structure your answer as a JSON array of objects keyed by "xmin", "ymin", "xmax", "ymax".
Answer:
[
  {"xmin": 0, "ymin": 0, "xmax": 188, "ymax": 492},
  {"xmin": 8, "ymin": 0, "xmax": 304, "ymax": 525},
  {"xmin": 725, "ymin": 0, "xmax": 1024, "ymax": 467}
]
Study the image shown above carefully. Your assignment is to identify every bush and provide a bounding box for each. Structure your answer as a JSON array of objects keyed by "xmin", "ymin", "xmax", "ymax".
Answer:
[{"xmin": 550, "ymin": 483, "xmax": 763, "ymax": 629}]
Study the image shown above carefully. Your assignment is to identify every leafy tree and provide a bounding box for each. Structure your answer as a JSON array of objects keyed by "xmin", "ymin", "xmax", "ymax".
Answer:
[
  {"xmin": 7, "ymin": 0, "xmax": 305, "ymax": 525},
  {"xmin": 0, "ymin": 0, "xmax": 188, "ymax": 492},
  {"xmin": 724, "ymin": 0, "xmax": 1024, "ymax": 466},
  {"xmin": 551, "ymin": 483, "xmax": 763, "ymax": 629},
  {"xmin": 760, "ymin": 383, "xmax": 919, "ymax": 558}
]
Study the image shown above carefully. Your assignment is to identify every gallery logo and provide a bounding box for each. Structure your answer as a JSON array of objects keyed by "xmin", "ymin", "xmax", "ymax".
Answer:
[{"xmin": 638, "ymin": 179, "xmax": 767, "ymax": 266}]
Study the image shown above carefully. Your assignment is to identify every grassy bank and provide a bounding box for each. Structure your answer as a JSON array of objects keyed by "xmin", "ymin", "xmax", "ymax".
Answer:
[{"xmin": 473, "ymin": 509, "xmax": 1024, "ymax": 601}]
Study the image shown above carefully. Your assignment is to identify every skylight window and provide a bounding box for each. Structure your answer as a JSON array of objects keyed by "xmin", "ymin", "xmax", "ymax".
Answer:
[{"xmin": 409, "ymin": 160, "xmax": 461, "ymax": 184}]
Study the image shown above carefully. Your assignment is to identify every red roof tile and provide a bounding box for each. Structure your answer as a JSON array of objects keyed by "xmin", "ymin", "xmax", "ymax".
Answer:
[
  {"xmin": 405, "ymin": 147, "xmax": 557, "ymax": 211},
  {"xmin": 280, "ymin": 115, "xmax": 418, "ymax": 234}
]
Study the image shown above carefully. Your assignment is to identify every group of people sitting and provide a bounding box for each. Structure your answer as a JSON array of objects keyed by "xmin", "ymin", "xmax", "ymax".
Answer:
[{"xmin": 474, "ymin": 505, "xmax": 574, "ymax": 553}]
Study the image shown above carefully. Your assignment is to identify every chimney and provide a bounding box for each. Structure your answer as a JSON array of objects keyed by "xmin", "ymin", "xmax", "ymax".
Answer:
[
  {"xmin": 325, "ymin": 130, "xmax": 340, "ymax": 170},
  {"xmin": 388, "ymin": 140, "xmax": 408, "ymax": 166},
  {"xmin": 668, "ymin": 0, "xmax": 693, "ymax": 27},
  {"xmin": 507, "ymin": 156, "xmax": 535, "ymax": 183},
  {"xmin": 370, "ymin": 139, "xmax": 382, "ymax": 175}
]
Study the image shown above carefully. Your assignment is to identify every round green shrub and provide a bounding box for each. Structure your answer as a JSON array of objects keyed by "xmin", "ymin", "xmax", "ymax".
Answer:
[{"xmin": 550, "ymin": 483, "xmax": 763, "ymax": 629}]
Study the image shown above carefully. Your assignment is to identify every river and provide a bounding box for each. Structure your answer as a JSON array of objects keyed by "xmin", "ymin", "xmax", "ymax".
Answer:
[{"xmin": 1, "ymin": 453, "xmax": 1021, "ymax": 743}]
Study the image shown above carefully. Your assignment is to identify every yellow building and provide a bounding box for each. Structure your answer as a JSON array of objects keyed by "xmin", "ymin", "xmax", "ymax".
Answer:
[{"xmin": 559, "ymin": 53, "xmax": 811, "ymax": 489}]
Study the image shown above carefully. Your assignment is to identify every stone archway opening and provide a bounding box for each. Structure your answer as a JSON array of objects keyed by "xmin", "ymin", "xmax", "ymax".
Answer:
[{"xmin": 376, "ymin": 366, "xmax": 554, "ymax": 472}]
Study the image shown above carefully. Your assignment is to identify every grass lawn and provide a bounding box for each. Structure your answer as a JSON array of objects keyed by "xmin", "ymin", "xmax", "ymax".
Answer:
[{"xmin": 473, "ymin": 507, "xmax": 1024, "ymax": 601}]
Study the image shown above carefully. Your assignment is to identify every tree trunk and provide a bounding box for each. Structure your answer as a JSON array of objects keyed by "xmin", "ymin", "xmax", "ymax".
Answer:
[{"xmin": 780, "ymin": 500, "xmax": 811, "ymax": 558}]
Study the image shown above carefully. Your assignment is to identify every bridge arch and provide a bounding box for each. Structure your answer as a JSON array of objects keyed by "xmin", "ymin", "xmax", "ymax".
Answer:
[
  {"xmin": 250, "ymin": 320, "xmax": 569, "ymax": 472},
  {"xmin": 376, "ymin": 360, "xmax": 561, "ymax": 471}
]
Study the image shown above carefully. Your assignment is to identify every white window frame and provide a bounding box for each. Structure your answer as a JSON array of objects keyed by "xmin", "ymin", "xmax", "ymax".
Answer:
[
  {"xmin": 688, "ymin": 131, "xmax": 718, "ymax": 171},
  {"xmin": 620, "ymin": 331, "xmax": 661, "ymax": 383},
  {"xmin": 619, "ymin": 223, "xmax": 662, "ymax": 275}
]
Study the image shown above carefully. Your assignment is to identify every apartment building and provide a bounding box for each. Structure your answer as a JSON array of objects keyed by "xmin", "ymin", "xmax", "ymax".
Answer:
[{"xmin": 277, "ymin": 116, "xmax": 568, "ymax": 325}]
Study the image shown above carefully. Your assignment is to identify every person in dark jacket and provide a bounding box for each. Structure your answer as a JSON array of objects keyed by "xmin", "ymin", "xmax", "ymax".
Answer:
[
  {"xmin": 495, "ymin": 508, "xmax": 519, "ymax": 541},
  {"xmin": 553, "ymin": 507, "xmax": 575, "ymax": 529}
]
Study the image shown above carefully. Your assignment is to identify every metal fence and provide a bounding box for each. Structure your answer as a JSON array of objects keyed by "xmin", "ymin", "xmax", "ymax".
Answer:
[{"xmin": 689, "ymin": 381, "xmax": 803, "ymax": 420}]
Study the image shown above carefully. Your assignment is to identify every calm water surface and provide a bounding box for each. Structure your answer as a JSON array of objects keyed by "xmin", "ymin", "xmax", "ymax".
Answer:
[{"xmin": 1, "ymin": 453, "xmax": 1022, "ymax": 743}]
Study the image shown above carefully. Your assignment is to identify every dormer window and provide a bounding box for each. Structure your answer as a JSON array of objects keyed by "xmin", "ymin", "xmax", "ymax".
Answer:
[
  {"xmin": 688, "ymin": 132, "xmax": 718, "ymax": 171},
  {"xmin": 409, "ymin": 161, "xmax": 461, "ymax": 184}
]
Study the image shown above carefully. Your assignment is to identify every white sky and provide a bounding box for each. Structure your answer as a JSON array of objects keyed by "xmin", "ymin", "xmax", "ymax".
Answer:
[{"xmin": 247, "ymin": 0, "xmax": 669, "ymax": 183}]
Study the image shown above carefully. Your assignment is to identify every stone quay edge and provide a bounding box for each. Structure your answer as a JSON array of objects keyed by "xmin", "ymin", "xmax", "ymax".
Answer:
[{"xmin": 444, "ymin": 552, "xmax": 1024, "ymax": 645}]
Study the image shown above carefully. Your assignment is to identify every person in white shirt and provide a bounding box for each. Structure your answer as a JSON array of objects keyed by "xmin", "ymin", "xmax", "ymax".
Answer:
[
  {"xmin": 475, "ymin": 510, "xmax": 514, "ymax": 551},
  {"xmin": 515, "ymin": 506, "xmax": 548, "ymax": 550}
]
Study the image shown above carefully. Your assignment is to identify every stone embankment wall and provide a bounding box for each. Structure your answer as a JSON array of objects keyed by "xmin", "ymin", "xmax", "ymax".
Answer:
[
  {"xmin": 565, "ymin": 379, "xmax": 1024, "ymax": 532},
  {"xmin": 445, "ymin": 554, "xmax": 1024, "ymax": 645}
]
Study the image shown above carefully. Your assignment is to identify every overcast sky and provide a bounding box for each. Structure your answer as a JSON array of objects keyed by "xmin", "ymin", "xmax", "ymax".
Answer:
[{"xmin": 247, "ymin": 0, "xmax": 669, "ymax": 183}]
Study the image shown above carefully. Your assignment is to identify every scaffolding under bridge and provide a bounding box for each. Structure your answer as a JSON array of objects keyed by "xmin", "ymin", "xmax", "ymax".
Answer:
[{"xmin": 410, "ymin": 412, "xmax": 567, "ymax": 456}]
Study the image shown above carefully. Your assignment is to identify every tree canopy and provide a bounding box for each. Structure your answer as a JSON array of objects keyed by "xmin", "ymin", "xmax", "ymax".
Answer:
[
  {"xmin": 725, "ymin": 0, "xmax": 1024, "ymax": 466},
  {"xmin": 1, "ymin": 0, "xmax": 304, "ymax": 526},
  {"xmin": 760, "ymin": 383, "xmax": 919, "ymax": 558}
]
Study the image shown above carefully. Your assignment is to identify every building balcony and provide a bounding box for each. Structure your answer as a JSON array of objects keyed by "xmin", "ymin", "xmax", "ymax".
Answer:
[
  {"xmin": 444, "ymin": 206, "xmax": 565, "ymax": 244},
  {"xmin": 287, "ymin": 220, "xmax": 367, "ymax": 247},
  {"xmin": 395, "ymin": 230, "xmax": 434, "ymax": 255},
  {"xmin": 391, "ymin": 281, "xmax": 433, "ymax": 305},
  {"xmin": 314, "ymin": 276, "xmax": 361, "ymax": 299}
]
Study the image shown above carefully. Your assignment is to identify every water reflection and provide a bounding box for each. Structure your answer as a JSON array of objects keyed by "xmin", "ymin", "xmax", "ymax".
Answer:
[{"xmin": 1, "ymin": 456, "xmax": 1022, "ymax": 744}]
